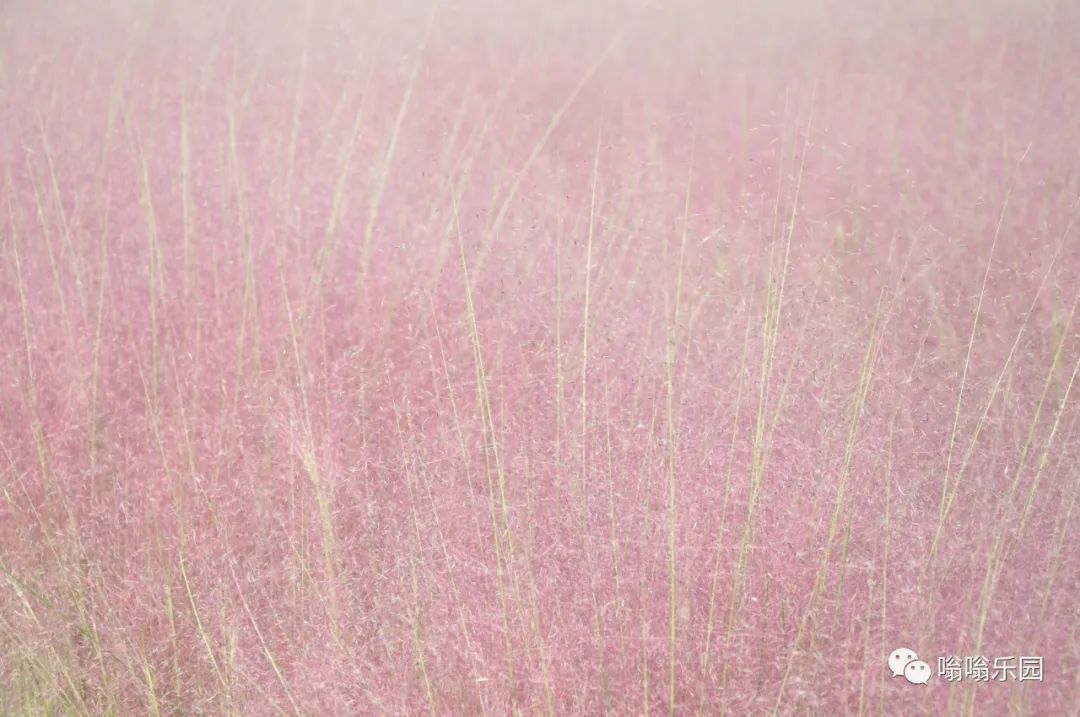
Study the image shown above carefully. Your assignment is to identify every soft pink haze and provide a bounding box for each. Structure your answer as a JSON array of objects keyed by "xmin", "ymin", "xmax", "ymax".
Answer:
[{"xmin": 1, "ymin": 0, "xmax": 1078, "ymax": 714}]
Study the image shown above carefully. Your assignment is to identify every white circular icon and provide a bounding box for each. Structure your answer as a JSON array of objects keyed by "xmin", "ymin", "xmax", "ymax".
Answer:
[
  {"xmin": 904, "ymin": 659, "xmax": 932, "ymax": 685},
  {"xmin": 888, "ymin": 647, "xmax": 918, "ymax": 677}
]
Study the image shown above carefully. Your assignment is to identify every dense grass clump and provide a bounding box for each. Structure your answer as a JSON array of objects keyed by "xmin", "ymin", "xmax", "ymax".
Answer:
[{"xmin": 1, "ymin": 0, "xmax": 1078, "ymax": 714}]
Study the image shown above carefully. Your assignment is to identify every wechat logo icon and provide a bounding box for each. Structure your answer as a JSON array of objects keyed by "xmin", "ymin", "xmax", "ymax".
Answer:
[{"xmin": 889, "ymin": 647, "xmax": 931, "ymax": 685}]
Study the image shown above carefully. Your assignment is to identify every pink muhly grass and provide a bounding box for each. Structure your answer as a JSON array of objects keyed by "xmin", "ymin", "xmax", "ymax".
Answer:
[{"xmin": 1, "ymin": 1, "xmax": 1078, "ymax": 714}]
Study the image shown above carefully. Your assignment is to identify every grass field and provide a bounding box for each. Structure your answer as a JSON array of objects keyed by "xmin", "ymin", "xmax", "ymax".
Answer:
[{"xmin": 1, "ymin": 0, "xmax": 1078, "ymax": 714}]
